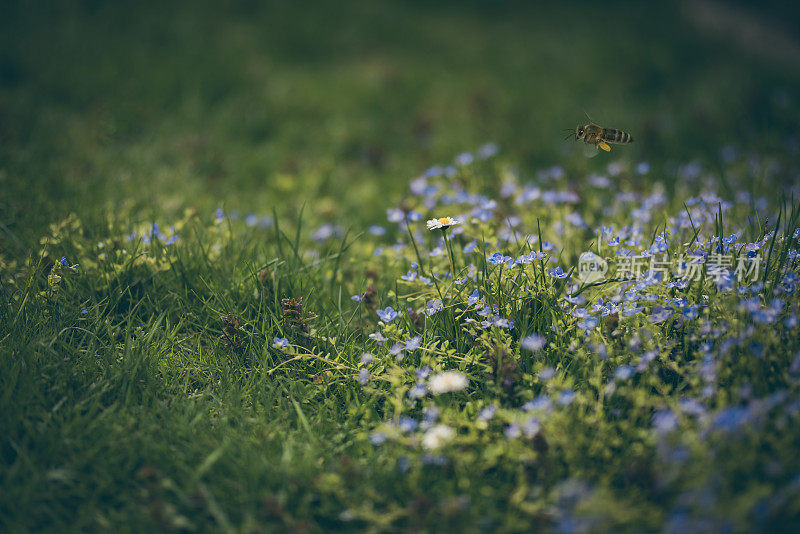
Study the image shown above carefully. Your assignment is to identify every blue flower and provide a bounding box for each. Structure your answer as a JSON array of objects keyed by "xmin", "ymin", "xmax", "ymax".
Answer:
[
  {"xmin": 467, "ymin": 289, "xmax": 481, "ymax": 307},
  {"xmin": 405, "ymin": 335, "xmax": 422, "ymax": 351},
  {"xmin": 614, "ymin": 365, "xmax": 634, "ymax": 381},
  {"xmin": 423, "ymin": 406, "xmax": 439, "ymax": 423},
  {"xmin": 408, "ymin": 384, "xmax": 427, "ymax": 399},
  {"xmin": 368, "ymin": 332, "xmax": 388, "ymax": 343},
  {"xmin": 710, "ymin": 406, "xmax": 749, "ymax": 433},
  {"xmin": 272, "ymin": 337, "xmax": 289, "ymax": 349},
  {"xmin": 358, "ymin": 368, "xmax": 369, "ymax": 385},
  {"xmin": 504, "ymin": 424, "xmax": 521, "ymax": 439},
  {"xmin": 387, "ymin": 208, "xmax": 404, "ymax": 222},
  {"xmin": 547, "ymin": 266, "xmax": 569, "ymax": 279},
  {"xmin": 521, "ymin": 334, "xmax": 546, "ymax": 352},
  {"xmin": 425, "ymin": 299, "xmax": 443, "ymax": 316},
  {"xmin": 522, "ymin": 417, "xmax": 540, "ymax": 438},
  {"xmin": 481, "ymin": 316, "xmax": 512, "ymax": 329},
  {"xmin": 377, "ymin": 306, "xmax": 399, "ymax": 322},
  {"xmin": 538, "ymin": 367, "xmax": 555, "ymax": 381},
  {"xmin": 369, "ymin": 432, "xmax": 387, "ymax": 445},
  {"xmin": 571, "ymin": 307, "xmax": 589, "ymax": 319},
  {"xmin": 369, "ymin": 225, "xmax": 386, "ymax": 236},
  {"xmin": 60, "ymin": 256, "xmax": 79, "ymax": 272},
  {"xmin": 478, "ymin": 405, "xmax": 497, "ymax": 421},
  {"xmin": 455, "ymin": 152, "xmax": 474, "ymax": 166},
  {"xmin": 312, "ymin": 224, "xmax": 339, "ymax": 242},
  {"xmin": 682, "ymin": 305, "xmax": 699, "ymax": 320},
  {"xmin": 478, "ymin": 142, "xmax": 499, "ymax": 159},
  {"xmin": 649, "ymin": 306, "xmax": 674, "ymax": 323},
  {"xmin": 398, "ymin": 417, "xmax": 418, "ymax": 432},
  {"xmin": 652, "ymin": 410, "xmax": 677, "ymax": 434},
  {"xmin": 400, "ymin": 270, "xmax": 417, "ymax": 282},
  {"xmin": 523, "ymin": 395, "xmax": 552, "ymax": 412},
  {"xmin": 487, "ymin": 252, "xmax": 509, "ymax": 265},
  {"xmin": 558, "ymin": 390, "xmax": 575, "ymax": 406},
  {"xmin": 416, "ymin": 366, "xmax": 432, "ymax": 380}
]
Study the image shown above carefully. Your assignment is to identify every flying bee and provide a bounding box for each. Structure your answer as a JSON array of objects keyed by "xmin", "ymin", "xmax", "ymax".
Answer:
[{"xmin": 565, "ymin": 114, "xmax": 633, "ymax": 152}]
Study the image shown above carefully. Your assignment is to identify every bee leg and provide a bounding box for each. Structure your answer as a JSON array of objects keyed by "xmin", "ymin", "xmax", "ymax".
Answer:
[{"xmin": 597, "ymin": 141, "xmax": 611, "ymax": 152}]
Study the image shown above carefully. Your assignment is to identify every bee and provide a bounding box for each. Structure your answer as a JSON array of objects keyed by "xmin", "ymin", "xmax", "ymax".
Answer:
[{"xmin": 565, "ymin": 114, "xmax": 633, "ymax": 152}]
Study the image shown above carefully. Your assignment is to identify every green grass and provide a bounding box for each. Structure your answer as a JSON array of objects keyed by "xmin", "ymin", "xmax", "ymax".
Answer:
[{"xmin": 2, "ymin": 0, "xmax": 800, "ymax": 531}]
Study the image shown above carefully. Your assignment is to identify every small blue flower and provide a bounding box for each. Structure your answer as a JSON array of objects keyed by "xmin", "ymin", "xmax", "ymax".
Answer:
[
  {"xmin": 571, "ymin": 307, "xmax": 589, "ymax": 319},
  {"xmin": 387, "ymin": 208, "xmax": 404, "ymax": 222},
  {"xmin": 408, "ymin": 383, "xmax": 427, "ymax": 399},
  {"xmin": 557, "ymin": 391, "xmax": 575, "ymax": 406},
  {"xmin": 400, "ymin": 270, "xmax": 418, "ymax": 282},
  {"xmin": 272, "ymin": 337, "xmax": 289, "ymax": 349},
  {"xmin": 478, "ymin": 405, "xmax": 497, "ymax": 421},
  {"xmin": 369, "ymin": 225, "xmax": 386, "ymax": 236},
  {"xmin": 423, "ymin": 406, "xmax": 439, "ymax": 423},
  {"xmin": 398, "ymin": 417, "xmax": 418, "ymax": 432},
  {"xmin": 547, "ymin": 266, "xmax": 569, "ymax": 279},
  {"xmin": 369, "ymin": 332, "xmax": 388, "ymax": 343},
  {"xmin": 614, "ymin": 365, "xmax": 634, "ymax": 381},
  {"xmin": 504, "ymin": 424, "xmax": 521, "ymax": 439},
  {"xmin": 358, "ymin": 368, "xmax": 369, "ymax": 385},
  {"xmin": 405, "ymin": 336, "xmax": 422, "ymax": 351},
  {"xmin": 521, "ymin": 334, "xmax": 546, "ymax": 352},
  {"xmin": 652, "ymin": 410, "xmax": 677, "ymax": 434},
  {"xmin": 523, "ymin": 395, "xmax": 552, "ymax": 412},
  {"xmin": 538, "ymin": 367, "xmax": 555, "ymax": 381},
  {"xmin": 377, "ymin": 306, "xmax": 399, "ymax": 323},
  {"xmin": 425, "ymin": 299, "xmax": 443, "ymax": 316},
  {"xmin": 455, "ymin": 152, "xmax": 474, "ymax": 166},
  {"xmin": 416, "ymin": 366, "xmax": 432, "ymax": 380},
  {"xmin": 522, "ymin": 417, "xmax": 540, "ymax": 438},
  {"xmin": 369, "ymin": 432, "xmax": 387, "ymax": 445},
  {"xmin": 487, "ymin": 252, "xmax": 508, "ymax": 265},
  {"xmin": 478, "ymin": 142, "xmax": 499, "ymax": 159},
  {"xmin": 682, "ymin": 305, "xmax": 699, "ymax": 320}
]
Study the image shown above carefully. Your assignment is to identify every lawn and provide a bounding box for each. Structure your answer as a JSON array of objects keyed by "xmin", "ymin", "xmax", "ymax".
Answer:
[{"xmin": 2, "ymin": 0, "xmax": 800, "ymax": 531}]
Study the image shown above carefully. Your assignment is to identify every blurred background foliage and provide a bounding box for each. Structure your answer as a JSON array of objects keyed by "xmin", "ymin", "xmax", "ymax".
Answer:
[{"xmin": 1, "ymin": 0, "xmax": 799, "ymax": 251}]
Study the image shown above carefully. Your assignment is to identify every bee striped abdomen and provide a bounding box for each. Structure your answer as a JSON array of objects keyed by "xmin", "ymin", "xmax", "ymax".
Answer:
[{"xmin": 605, "ymin": 128, "xmax": 633, "ymax": 144}]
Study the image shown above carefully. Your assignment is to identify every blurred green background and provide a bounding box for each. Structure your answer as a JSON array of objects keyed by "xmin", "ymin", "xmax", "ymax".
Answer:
[{"xmin": 1, "ymin": 0, "xmax": 799, "ymax": 250}]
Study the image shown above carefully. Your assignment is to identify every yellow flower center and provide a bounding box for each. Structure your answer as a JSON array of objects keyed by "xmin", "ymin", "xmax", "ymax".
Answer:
[{"xmin": 438, "ymin": 218, "xmax": 450, "ymax": 225}]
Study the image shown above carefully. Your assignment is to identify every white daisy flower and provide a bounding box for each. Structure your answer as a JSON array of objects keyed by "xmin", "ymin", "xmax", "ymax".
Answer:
[
  {"xmin": 428, "ymin": 370, "xmax": 468, "ymax": 394},
  {"xmin": 421, "ymin": 424, "xmax": 455, "ymax": 449},
  {"xmin": 426, "ymin": 216, "xmax": 460, "ymax": 230}
]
